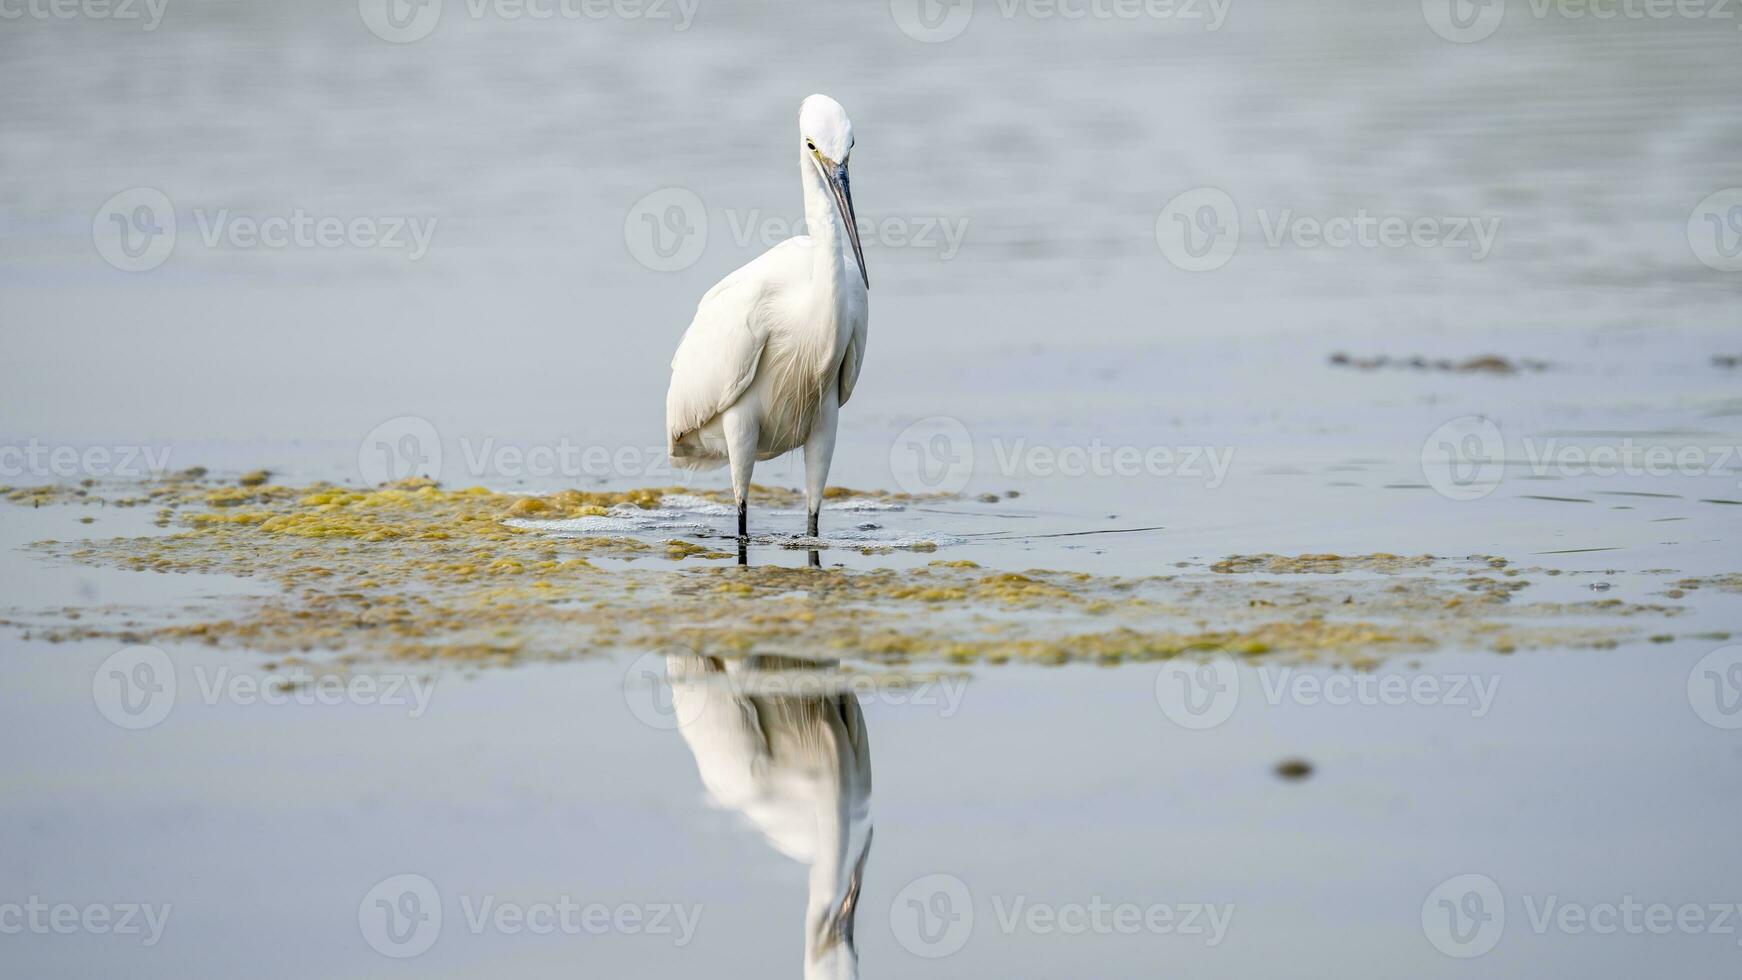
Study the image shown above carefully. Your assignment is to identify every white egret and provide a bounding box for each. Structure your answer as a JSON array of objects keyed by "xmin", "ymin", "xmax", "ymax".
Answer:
[
  {"xmin": 668, "ymin": 654, "xmax": 874, "ymax": 980},
  {"xmin": 666, "ymin": 94, "xmax": 870, "ymax": 545}
]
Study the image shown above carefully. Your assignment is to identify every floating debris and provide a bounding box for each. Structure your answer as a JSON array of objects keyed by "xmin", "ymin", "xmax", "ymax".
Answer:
[{"xmin": 1328, "ymin": 352, "xmax": 1548, "ymax": 374}]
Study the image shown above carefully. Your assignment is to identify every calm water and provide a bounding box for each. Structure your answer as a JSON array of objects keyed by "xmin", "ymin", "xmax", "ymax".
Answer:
[{"xmin": 3, "ymin": 0, "xmax": 1741, "ymax": 976}]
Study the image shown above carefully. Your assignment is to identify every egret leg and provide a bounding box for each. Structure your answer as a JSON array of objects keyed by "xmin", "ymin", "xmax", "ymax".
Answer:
[
  {"xmin": 723, "ymin": 404, "xmax": 758, "ymax": 542},
  {"xmin": 803, "ymin": 378, "xmax": 840, "ymax": 541}
]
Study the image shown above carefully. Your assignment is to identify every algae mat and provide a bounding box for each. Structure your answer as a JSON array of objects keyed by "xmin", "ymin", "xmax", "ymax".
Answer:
[{"xmin": 0, "ymin": 473, "xmax": 1718, "ymax": 670}]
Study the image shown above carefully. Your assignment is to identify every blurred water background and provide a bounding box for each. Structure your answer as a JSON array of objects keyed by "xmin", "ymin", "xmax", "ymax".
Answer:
[
  {"xmin": 2, "ymin": 0, "xmax": 1738, "ymax": 483},
  {"xmin": 3, "ymin": 3, "xmax": 1742, "ymax": 979}
]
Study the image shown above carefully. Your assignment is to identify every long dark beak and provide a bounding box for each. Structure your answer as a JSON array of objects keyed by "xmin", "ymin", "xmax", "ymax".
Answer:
[{"xmin": 823, "ymin": 160, "xmax": 869, "ymax": 289}]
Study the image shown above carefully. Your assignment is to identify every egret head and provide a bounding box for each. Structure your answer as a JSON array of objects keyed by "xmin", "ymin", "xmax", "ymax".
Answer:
[
  {"xmin": 799, "ymin": 94, "xmax": 868, "ymax": 290},
  {"xmin": 805, "ymin": 827, "xmax": 872, "ymax": 980}
]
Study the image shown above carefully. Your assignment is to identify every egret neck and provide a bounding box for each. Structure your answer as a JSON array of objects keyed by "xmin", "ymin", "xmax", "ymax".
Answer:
[{"xmin": 800, "ymin": 148, "xmax": 861, "ymax": 355}]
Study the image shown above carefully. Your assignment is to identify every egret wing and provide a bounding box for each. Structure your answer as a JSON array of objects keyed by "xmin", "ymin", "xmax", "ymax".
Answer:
[
  {"xmin": 665, "ymin": 268, "xmax": 774, "ymax": 452},
  {"xmin": 837, "ymin": 326, "xmax": 865, "ymax": 407}
]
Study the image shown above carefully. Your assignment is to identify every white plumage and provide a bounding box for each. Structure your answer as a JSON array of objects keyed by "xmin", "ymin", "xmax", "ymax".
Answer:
[
  {"xmin": 667, "ymin": 94, "xmax": 870, "ymax": 544},
  {"xmin": 668, "ymin": 653, "xmax": 873, "ymax": 980}
]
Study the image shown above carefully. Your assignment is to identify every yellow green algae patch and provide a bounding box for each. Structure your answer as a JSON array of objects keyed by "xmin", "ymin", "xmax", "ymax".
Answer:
[
  {"xmin": 1, "ymin": 473, "xmax": 1695, "ymax": 669},
  {"xmin": 1671, "ymin": 574, "xmax": 1742, "ymax": 593},
  {"xmin": 1211, "ymin": 553, "xmax": 1505, "ymax": 575}
]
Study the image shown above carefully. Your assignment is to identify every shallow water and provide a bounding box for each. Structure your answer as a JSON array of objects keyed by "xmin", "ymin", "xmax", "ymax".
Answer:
[{"xmin": 3, "ymin": 0, "xmax": 1742, "ymax": 977}]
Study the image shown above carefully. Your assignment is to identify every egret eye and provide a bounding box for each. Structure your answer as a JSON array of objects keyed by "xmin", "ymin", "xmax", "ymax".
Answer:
[{"xmin": 807, "ymin": 140, "xmax": 816, "ymax": 151}]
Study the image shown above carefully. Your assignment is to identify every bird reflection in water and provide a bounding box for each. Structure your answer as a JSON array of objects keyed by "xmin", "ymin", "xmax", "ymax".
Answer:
[
  {"xmin": 735, "ymin": 539, "xmax": 824, "ymax": 568},
  {"xmin": 668, "ymin": 653, "xmax": 873, "ymax": 980}
]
